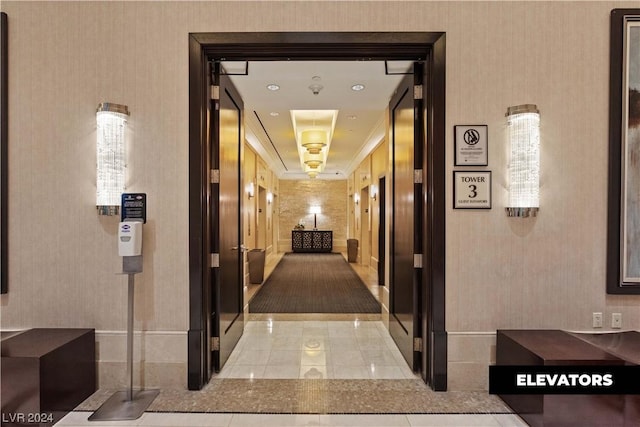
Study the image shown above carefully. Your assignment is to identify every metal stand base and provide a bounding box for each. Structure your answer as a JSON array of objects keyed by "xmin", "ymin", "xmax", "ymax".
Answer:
[{"xmin": 88, "ymin": 389, "xmax": 159, "ymax": 421}]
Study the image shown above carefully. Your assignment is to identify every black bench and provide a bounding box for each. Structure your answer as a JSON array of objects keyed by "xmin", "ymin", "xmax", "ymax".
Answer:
[
  {"xmin": 1, "ymin": 328, "xmax": 96, "ymax": 426},
  {"xmin": 496, "ymin": 329, "xmax": 638, "ymax": 427}
]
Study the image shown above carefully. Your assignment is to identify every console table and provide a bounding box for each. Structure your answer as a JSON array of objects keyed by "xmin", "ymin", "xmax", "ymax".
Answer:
[{"xmin": 292, "ymin": 230, "xmax": 332, "ymax": 253}]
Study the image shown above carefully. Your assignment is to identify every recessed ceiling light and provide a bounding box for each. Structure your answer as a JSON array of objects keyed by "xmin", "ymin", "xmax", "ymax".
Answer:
[
  {"xmin": 351, "ymin": 84, "xmax": 365, "ymax": 91},
  {"xmin": 270, "ymin": 112, "xmax": 280, "ymax": 117},
  {"xmin": 347, "ymin": 115, "xmax": 357, "ymax": 120},
  {"xmin": 266, "ymin": 84, "xmax": 280, "ymax": 91}
]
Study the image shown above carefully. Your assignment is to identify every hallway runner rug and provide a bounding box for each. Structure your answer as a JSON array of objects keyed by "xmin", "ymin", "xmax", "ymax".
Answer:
[{"xmin": 249, "ymin": 253, "xmax": 381, "ymax": 313}]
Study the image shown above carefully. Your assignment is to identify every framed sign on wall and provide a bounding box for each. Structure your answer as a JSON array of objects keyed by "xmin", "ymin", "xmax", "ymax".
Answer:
[
  {"xmin": 453, "ymin": 171, "xmax": 491, "ymax": 209},
  {"xmin": 454, "ymin": 125, "xmax": 488, "ymax": 166}
]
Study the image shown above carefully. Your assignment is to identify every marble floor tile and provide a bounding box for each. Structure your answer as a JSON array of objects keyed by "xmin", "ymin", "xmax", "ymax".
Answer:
[{"xmin": 406, "ymin": 414, "xmax": 502, "ymax": 426}]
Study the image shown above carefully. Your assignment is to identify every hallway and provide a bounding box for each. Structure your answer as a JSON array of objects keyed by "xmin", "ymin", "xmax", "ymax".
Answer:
[{"xmin": 235, "ymin": 253, "xmax": 408, "ymax": 379}]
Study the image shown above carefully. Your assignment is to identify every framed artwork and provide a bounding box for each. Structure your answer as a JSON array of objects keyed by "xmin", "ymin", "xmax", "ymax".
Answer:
[
  {"xmin": 453, "ymin": 171, "xmax": 491, "ymax": 209},
  {"xmin": 454, "ymin": 125, "xmax": 488, "ymax": 166},
  {"xmin": 607, "ymin": 9, "xmax": 640, "ymax": 294},
  {"xmin": 1, "ymin": 12, "xmax": 7, "ymax": 294}
]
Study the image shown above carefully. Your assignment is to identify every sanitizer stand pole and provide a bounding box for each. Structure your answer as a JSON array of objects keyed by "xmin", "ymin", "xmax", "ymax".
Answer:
[
  {"xmin": 126, "ymin": 272, "xmax": 135, "ymax": 402},
  {"xmin": 89, "ymin": 255, "xmax": 159, "ymax": 421}
]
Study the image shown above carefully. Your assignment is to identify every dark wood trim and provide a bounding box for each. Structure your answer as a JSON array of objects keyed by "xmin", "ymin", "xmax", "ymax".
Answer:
[
  {"xmin": 424, "ymin": 34, "xmax": 447, "ymax": 390},
  {"xmin": 1, "ymin": 12, "xmax": 7, "ymax": 294},
  {"xmin": 188, "ymin": 34, "xmax": 207, "ymax": 389},
  {"xmin": 188, "ymin": 32, "xmax": 447, "ymax": 390},
  {"xmin": 606, "ymin": 9, "xmax": 640, "ymax": 294}
]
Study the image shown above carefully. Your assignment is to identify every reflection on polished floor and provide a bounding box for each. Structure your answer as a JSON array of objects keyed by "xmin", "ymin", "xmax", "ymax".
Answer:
[
  {"xmin": 57, "ymin": 254, "xmax": 527, "ymax": 426},
  {"xmin": 218, "ymin": 318, "xmax": 416, "ymax": 380}
]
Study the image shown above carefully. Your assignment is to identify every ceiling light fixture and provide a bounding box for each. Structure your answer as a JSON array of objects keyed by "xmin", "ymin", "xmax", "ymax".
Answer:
[
  {"xmin": 266, "ymin": 84, "xmax": 280, "ymax": 91},
  {"xmin": 291, "ymin": 110, "xmax": 338, "ymax": 180},
  {"xmin": 301, "ymin": 129, "xmax": 327, "ymax": 154},
  {"xmin": 351, "ymin": 83, "xmax": 365, "ymax": 91},
  {"xmin": 303, "ymin": 152, "xmax": 324, "ymax": 169},
  {"xmin": 270, "ymin": 111, "xmax": 280, "ymax": 117}
]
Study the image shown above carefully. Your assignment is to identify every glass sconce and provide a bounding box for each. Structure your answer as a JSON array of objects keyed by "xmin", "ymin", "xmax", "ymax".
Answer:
[
  {"xmin": 247, "ymin": 182, "xmax": 255, "ymax": 199},
  {"xmin": 506, "ymin": 104, "xmax": 540, "ymax": 217},
  {"xmin": 266, "ymin": 192, "xmax": 273, "ymax": 204},
  {"xmin": 96, "ymin": 103, "xmax": 129, "ymax": 215},
  {"xmin": 370, "ymin": 184, "xmax": 378, "ymax": 201},
  {"xmin": 354, "ymin": 193, "xmax": 360, "ymax": 205}
]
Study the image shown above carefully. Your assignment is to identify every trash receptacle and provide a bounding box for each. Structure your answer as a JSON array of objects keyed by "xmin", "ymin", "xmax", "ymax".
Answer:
[
  {"xmin": 347, "ymin": 239, "xmax": 358, "ymax": 263},
  {"xmin": 248, "ymin": 249, "xmax": 266, "ymax": 284}
]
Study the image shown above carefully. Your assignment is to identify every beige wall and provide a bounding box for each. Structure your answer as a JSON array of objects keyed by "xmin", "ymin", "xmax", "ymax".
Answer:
[
  {"xmin": 278, "ymin": 180, "xmax": 348, "ymax": 252},
  {"xmin": 1, "ymin": 0, "xmax": 639, "ymax": 390}
]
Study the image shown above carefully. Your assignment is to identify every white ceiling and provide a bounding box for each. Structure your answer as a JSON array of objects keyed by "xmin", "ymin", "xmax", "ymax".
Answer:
[{"xmin": 225, "ymin": 61, "xmax": 411, "ymax": 180}]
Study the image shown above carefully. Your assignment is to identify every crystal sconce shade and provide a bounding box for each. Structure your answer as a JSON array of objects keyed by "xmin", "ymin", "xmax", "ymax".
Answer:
[
  {"xmin": 505, "ymin": 104, "xmax": 540, "ymax": 217},
  {"xmin": 96, "ymin": 103, "xmax": 129, "ymax": 215}
]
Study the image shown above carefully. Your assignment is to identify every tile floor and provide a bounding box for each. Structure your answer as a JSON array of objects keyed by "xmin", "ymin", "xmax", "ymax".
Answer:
[
  {"xmin": 56, "ymin": 254, "xmax": 528, "ymax": 426},
  {"xmin": 217, "ymin": 319, "xmax": 416, "ymax": 380}
]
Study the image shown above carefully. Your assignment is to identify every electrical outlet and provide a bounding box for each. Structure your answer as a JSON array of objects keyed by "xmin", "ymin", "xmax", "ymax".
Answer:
[
  {"xmin": 592, "ymin": 312, "xmax": 603, "ymax": 328},
  {"xmin": 612, "ymin": 313, "xmax": 622, "ymax": 329}
]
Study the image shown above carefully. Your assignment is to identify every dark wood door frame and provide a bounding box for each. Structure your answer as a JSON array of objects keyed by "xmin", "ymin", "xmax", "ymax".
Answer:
[{"xmin": 188, "ymin": 32, "xmax": 447, "ymax": 391}]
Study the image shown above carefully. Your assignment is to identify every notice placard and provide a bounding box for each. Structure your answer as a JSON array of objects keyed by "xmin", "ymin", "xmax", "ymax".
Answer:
[
  {"xmin": 121, "ymin": 193, "xmax": 147, "ymax": 223},
  {"xmin": 454, "ymin": 125, "xmax": 488, "ymax": 166},
  {"xmin": 453, "ymin": 171, "xmax": 491, "ymax": 209}
]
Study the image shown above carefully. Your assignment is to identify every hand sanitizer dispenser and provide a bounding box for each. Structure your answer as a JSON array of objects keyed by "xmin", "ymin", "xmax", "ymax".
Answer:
[{"xmin": 118, "ymin": 221, "xmax": 142, "ymax": 256}]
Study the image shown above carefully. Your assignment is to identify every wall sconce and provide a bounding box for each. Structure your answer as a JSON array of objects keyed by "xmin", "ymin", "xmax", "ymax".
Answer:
[
  {"xmin": 247, "ymin": 182, "xmax": 255, "ymax": 199},
  {"xmin": 96, "ymin": 102, "xmax": 129, "ymax": 216},
  {"xmin": 266, "ymin": 192, "xmax": 273, "ymax": 204},
  {"xmin": 506, "ymin": 104, "xmax": 540, "ymax": 217},
  {"xmin": 354, "ymin": 193, "xmax": 360, "ymax": 205},
  {"xmin": 370, "ymin": 184, "xmax": 378, "ymax": 201},
  {"xmin": 309, "ymin": 206, "xmax": 321, "ymax": 230}
]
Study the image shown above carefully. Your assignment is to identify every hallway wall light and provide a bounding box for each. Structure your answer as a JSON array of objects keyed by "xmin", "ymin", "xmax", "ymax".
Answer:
[
  {"xmin": 96, "ymin": 102, "xmax": 129, "ymax": 216},
  {"xmin": 247, "ymin": 181, "xmax": 255, "ymax": 199},
  {"xmin": 506, "ymin": 104, "xmax": 540, "ymax": 217},
  {"xmin": 370, "ymin": 184, "xmax": 378, "ymax": 201},
  {"xmin": 354, "ymin": 193, "xmax": 360, "ymax": 205},
  {"xmin": 266, "ymin": 192, "xmax": 273, "ymax": 204}
]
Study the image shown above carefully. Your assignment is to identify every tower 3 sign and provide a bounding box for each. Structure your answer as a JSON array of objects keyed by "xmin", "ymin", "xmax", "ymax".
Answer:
[{"xmin": 453, "ymin": 171, "xmax": 492, "ymax": 209}]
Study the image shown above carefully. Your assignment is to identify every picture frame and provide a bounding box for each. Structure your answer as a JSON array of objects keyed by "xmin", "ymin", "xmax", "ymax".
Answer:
[
  {"xmin": 454, "ymin": 125, "xmax": 488, "ymax": 166},
  {"xmin": 1, "ymin": 12, "xmax": 7, "ymax": 294},
  {"xmin": 453, "ymin": 171, "xmax": 491, "ymax": 209},
  {"xmin": 607, "ymin": 9, "xmax": 640, "ymax": 294}
]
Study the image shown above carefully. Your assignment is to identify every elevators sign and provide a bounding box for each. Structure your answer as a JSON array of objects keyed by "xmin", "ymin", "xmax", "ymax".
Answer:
[
  {"xmin": 454, "ymin": 125, "xmax": 488, "ymax": 166},
  {"xmin": 453, "ymin": 171, "xmax": 491, "ymax": 209},
  {"xmin": 121, "ymin": 193, "xmax": 147, "ymax": 223}
]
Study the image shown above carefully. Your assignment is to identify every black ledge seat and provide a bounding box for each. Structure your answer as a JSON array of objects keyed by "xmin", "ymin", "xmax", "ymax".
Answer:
[
  {"xmin": 496, "ymin": 329, "xmax": 638, "ymax": 427},
  {"xmin": 1, "ymin": 328, "xmax": 96, "ymax": 426}
]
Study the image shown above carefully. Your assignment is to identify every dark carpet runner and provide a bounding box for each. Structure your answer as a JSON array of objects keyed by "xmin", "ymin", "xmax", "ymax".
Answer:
[{"xmin": 249, "ymin": 253, "xmax": 381, "ymax": 313}]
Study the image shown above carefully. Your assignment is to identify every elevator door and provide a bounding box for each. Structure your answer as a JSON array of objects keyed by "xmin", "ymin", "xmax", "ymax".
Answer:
[
  {"xmin": 211, "ymin": 66, "xmax": 244, "ymax": 372},
  {"xmin": 389, "ymin": 70, "xmax": 422, "ymax": 371}
]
